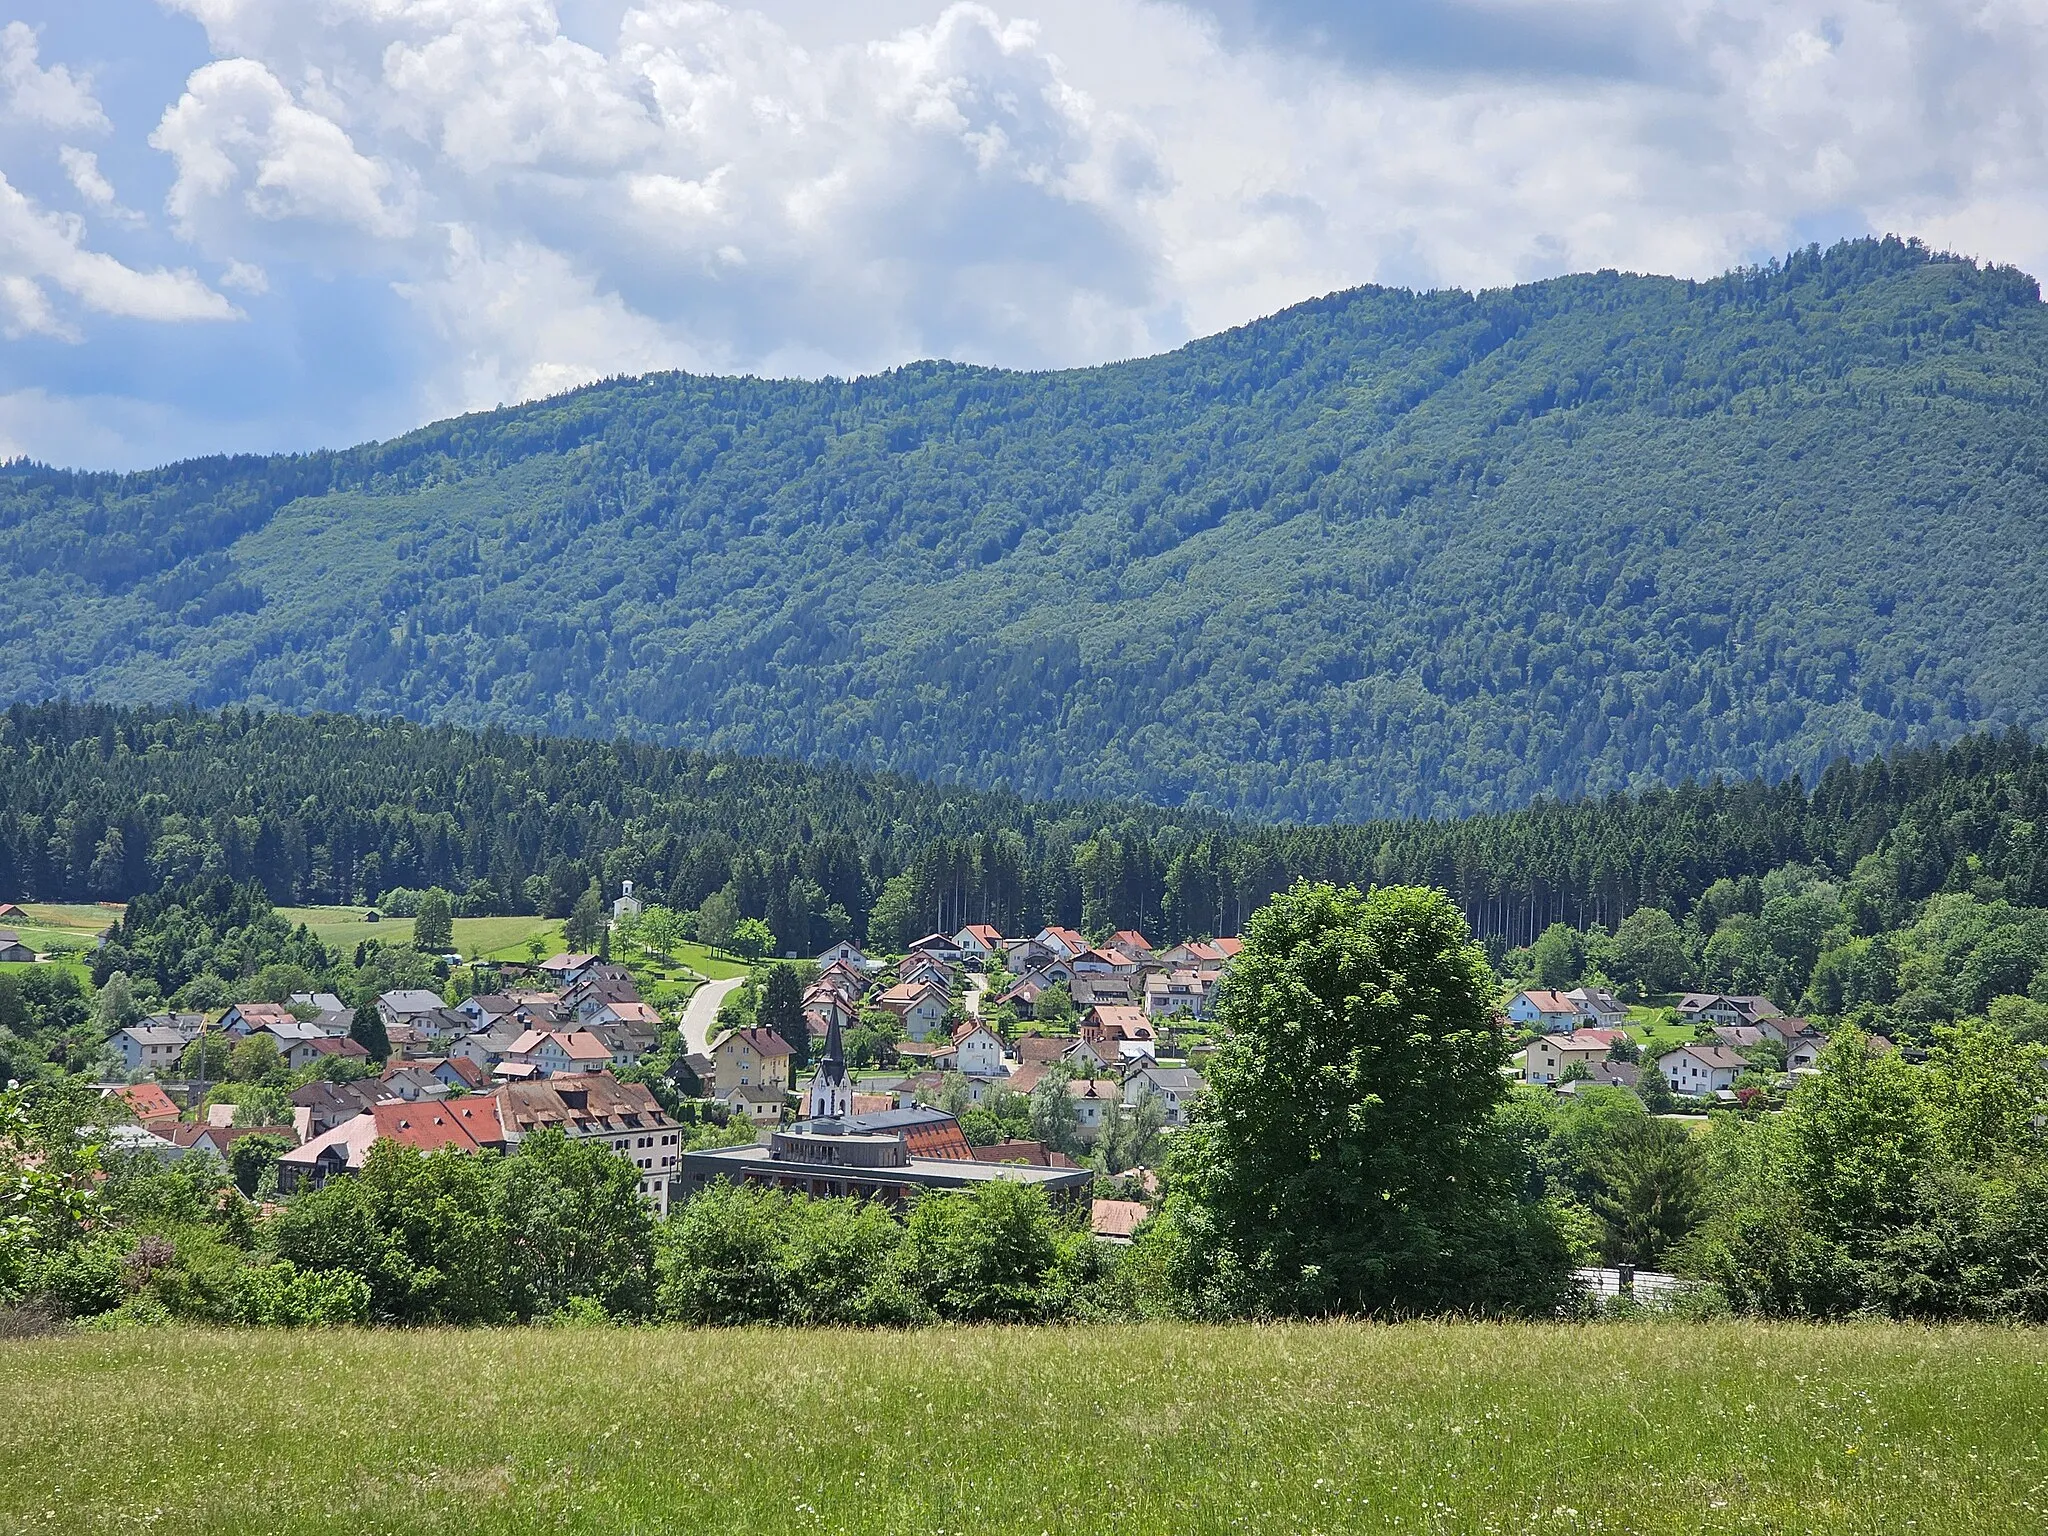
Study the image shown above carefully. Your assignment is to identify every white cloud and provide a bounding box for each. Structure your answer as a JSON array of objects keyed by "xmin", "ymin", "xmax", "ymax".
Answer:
[
  {"xmin": 0, "ymin": 171, "xmax": 239, "ymax": 335},
  {"xmin": 57, "ymin": 146, "xmax": 144, "ymax": 224},
  {"xmin": 0, "ymin": 21, "xmax": 108, "ymax": 132},
  {"xmin": 151, "ymin": 58, "xmax": 414, "ymax": 241}
]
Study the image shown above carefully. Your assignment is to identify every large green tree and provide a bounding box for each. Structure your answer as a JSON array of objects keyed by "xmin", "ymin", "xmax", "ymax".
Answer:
[{"xmin": 1156, "ymin": 881, "xmax": 1572, "ymax": 1318}]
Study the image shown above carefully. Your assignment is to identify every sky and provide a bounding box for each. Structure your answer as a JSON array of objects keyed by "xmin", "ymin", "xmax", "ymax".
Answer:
[{"xmin": 1, "ymin": 0, "xmax": 2046, "ymax": 470}]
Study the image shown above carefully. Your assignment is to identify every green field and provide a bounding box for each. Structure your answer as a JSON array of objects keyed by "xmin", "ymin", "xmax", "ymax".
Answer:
[
  {"xmin": 276, "ymin": 907, "xmax": 565, "ymax": 961},
  {"xmin": 1, "ymin": 1322, "xmax": 2039, "ymax": 1534},
  {"xmin": 0, "ymin": 902, "xmax": 117, "ymax": 959}
]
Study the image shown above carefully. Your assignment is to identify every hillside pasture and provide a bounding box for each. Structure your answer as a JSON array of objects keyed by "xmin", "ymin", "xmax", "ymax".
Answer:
[
  {"xmin": 275, "ymin": 907, "xmax": 564, "ymax": 961},
  {"xmin": 1, "ymin": 1321, "xmax": 2040, "ymax": 1535}
]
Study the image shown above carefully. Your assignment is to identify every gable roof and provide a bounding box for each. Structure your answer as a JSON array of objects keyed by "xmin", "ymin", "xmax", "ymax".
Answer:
[
  {"xmin": 1658, "ymin": 1043, "xmax": 1749, "ymax": 1070},
  {"xmin": 1012, "ymin": 1034, "xmax": 1073, "ymax": 1065},
  {"xmin": 713, "ymin": 1027, "xmax": 794, "ymax": 1059},
  {"xmin": 1090, "ymin": 1199, "xmax": 1149, "ymax": 1240},
  {"xmin": 380, "ymin": 989, "xmax": 447, "ymax": 1015},
  {"xmin": 1513, "ymin": 989, "xmax": 1580, "ymax": 1014},
  {"xmin": 110, "ymin": 1083, "xmax": 180, "ymax": 1122}
]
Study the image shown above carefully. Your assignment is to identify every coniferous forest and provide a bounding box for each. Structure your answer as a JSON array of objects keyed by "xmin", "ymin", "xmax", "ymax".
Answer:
[
  {"xmin": 7, "ymin": 700, "xmax": 2048, "ymax": 1041},
  {"xmin": 4, "ymin": 239, "xmax": 2048, "ymax": 820}
]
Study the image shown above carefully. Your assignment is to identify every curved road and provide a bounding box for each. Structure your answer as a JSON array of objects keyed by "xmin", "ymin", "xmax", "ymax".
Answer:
[{"xmin": 680, "ymin": 976, "xmax": 744, "ymax": 1056}]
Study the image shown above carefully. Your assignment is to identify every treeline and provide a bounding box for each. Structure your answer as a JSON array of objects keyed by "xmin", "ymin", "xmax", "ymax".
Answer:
[
  {"xmin": 4, "ymin": 1082, "xmax": 1112, "ymax": 1330},
  {"xmin": 8, "ymin": 702, "xmax": 2048, "ymax": 953}
]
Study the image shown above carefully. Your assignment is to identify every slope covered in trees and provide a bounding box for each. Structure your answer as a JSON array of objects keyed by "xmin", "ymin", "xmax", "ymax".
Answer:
[
  {"xmin": 3, "ymin": 238, "xmax": 2046, "ymax": 818},
  {"xmin": 6, "ymin": 701, "xmax": 2048, "ymax": 984}
]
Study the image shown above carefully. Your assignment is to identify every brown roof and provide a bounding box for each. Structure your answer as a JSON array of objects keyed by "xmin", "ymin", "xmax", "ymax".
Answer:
[
  {"xmin": 1012, "ymin": 1034, "xmax": 1073, "ymax": 1064},
  {"xmin": 970, "ymin": 1138, "xmax": 1077, "ymax": 1169},
  {"xmin": 374, "ymin": 1099, "xmax": 503, "ymax": 1154},
  {"xmin": 1081, "ymin": 1005, "xmax": 1153, "ymax": 1041},
  {"xmin": 490, "ymin": 1072, "xmax": 669, "ymax": 1136},
  {"xmin": 300, "ymin": 1035, "xmax": 370, "ymax": 1059},
  {"xmin": 1090, "ymin": 1199, "xmax": 1149, "ymax": 1240},
  {"xmin": 901, "ymin": 1118, "xmax": 974, "ymax": 1161},
  {"xmin": 717, "ymin": 1027, "xmax": 793, "ymax": 1059},
  {"xmin": 111, "ymin": 1083, "xmax": 180, "ymax": 1123}
]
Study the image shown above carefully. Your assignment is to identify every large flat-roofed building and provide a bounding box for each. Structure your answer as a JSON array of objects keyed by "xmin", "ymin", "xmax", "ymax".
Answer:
[
  {"xmin": 678, "ymin": 1122, "xmax": 1091, "ymax": 1208},
  {"xmin": 679, "ymin": 1006, "xmax": 1089, "ymax": 1208}
]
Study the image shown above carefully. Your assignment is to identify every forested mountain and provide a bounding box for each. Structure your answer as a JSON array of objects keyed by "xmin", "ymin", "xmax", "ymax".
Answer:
[
  {"xmin": 4, "ymin": 237, "xmax": 2047, "ymax": 818},
  {"xmin": 8, "ymin": 702, "xmax": 2048, "ymax": 978}
]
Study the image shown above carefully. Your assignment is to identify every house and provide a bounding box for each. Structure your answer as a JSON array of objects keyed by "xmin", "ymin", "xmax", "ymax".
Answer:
[
  {"xmin": 1143, "ymin": 968, "xmax": 1217, "ymax": 1019},
  {"xmin": 612, "ymin": 880, "xmax": 643, "ymax": 922},
  {"xmin": 0, "ymin": 928, "xmax": 35, "ymax": 963},
  {"xmin": 289, "ymin": 992, "xmax": 349, "ymax": 1017},
  {"xmin": 377, "ymin": 989, "xmax": 449, "ymax": 1031},
  {"xmin": 1090, "ymin": 1199, "xmax": 1149, "ymax": 1244},
  {"xmin": 0, "ymin": 903, "xmax": 25, "ymax": 920},
  {"xmin": 1676, "ymin": 994, "xmax": 1784, "ymax": 1027},
  {"xmin": 449, "ymin": 1021, "xmax": 525, "ymax": 1071},
  {"xmin": 1012, "ymin": 1033, "xmax": 1079, "ymax": 1067},
  {"xmin": 709, "ymin": 1027, "xmax": 795, "ymax": 1096},
  {"xmin": 219, "ymin": 1001, "xmax": 300, "ymax": 1039},
  {"xmin": 1564, "ymin": 987, "xmax": 1629, "ymax": 1025},
  {"xmin": 1080, "ymin": 1005, "xmax": 1155, "ymax": 1045},
  {"xmin": 115, "ymin": 1024, "xmax": 189, "ymax": 1075},
  {"xmin": 894, "ymin": 1039, "xmax": 960, "ymax": 1072},
  {"xmin": 290, "ymin": 1078, "xmax": 383, "ymax": 1140},
  {"xmin": 493, "ymin": 1072, "xmax": 685, "ymax": 1212},
  {"xmin": 1121, "ymin": 1065, "xmax": 1207, "ymax": 1126},
  {"xmin": 107, "ymin": 1082, "xmax": 180, "ymax": 1126},
  {"xmin": 951, "ymin": 924, "xmax": 1005, "ymax": 962},
  {"xmin": 138, "ymin": 1011, "xmax": 207, "ymax": 1041},
  {"xmin": 1754, "ymin": 1014, "xmax": 1817, "ymax": 1047},
  {"xmin": 1109, "ymin": 931, "xmax": 1155, "ymax": 960},
  {"xmin": 1557, "ymin": 1060, "xmax": 1643, "ymax": 1095},
  {"xmin": 1712, "ymin": 1025, "xmax": 1771, "ymax": 1050},
  {"xmin": 950, "ymin": 1022, "xmax": 1005, "ymax": 1077},
  {"xmin": 1504, "ymin": 990, "xmax": 1585, "ymax": 1034},
  {"xmin": 722, "ymin": 1084, "xmax": 787, "ymax": 1126},
  {"xmin": 1156, "ymin": 938, "xmax": 1241, "ymax": 967},
  {"xmin": 1066, "ymin": 1078, "xmax": 1125, "ymax": 1141},
  {"xmin": 874, "ymin": 979, "xmax": 951, "ymax": 1042},
  {"xmin": 581, "ymin": 1021, "xmax": 647, "ymax": 1069},
  {"xmin": 1069, "ymin": 948, "xmax": 1123, "ymax": 976},
  {"xmin": 1786, "ymin": 1034, "xmax": 1826, "ymax": 1070},
  {"xmin": 1034, "ymin": 926, "xmax": 1090, "ymax": 960},
  {"xmin": 507, "ymin": 1029, "xmax": 614, "ymax": 1077},
  {"xmin": 278, "ymin": 1035, "xmax": 371, "ymax": 1074},
  {"xmin": 1656, "ymin": 1043, "xmax": 1749, "ymax": 1097},
  {"xmin": 996, "ymin": 974, "xmax": 1049, "ymax": 1019},
  {"xmin": 814, "ymin": 941, "xmax": 877, "ymax": 973},
  {"xmin": 396, "ymin": 1055, "xmax": 490, "ymax": 1092},
  {"xmin": 905, "ymin": 933, "xmax": 964, "ymax": 963},
  {"xmin": 577, "ymin": 997, "xmax": 662, "ymax": 1036},
  {"xmin": 1004, "ymin": 938, "xmax": 1057, "ymax": 973},
  {"xmin": 813, "ymin": 961, "xmax": 868, "ymax": 1001},
  {"xmin": 376, "ymin": 1065, "xmax": 453, "ymax": 1102},
  {"xmin": 457, "ymin": 993, "xmax": 522, "ymax": 1029},
  {"xmin": 537, "ymin": 952, "xmax": 598, "ymax": 986},
  {"xmin": 1522, "ymin": 1032, "xmax": 1614, "ymax": 1085},
  {"xmin": 278, "ymin": 1098, "xmax": 505, "ymax": 1193},
  {"xmin": 1070, "ymin": 977, "xmax": 1137, "ymax": 1009},
  {"xmin": 899, "ymin": 957, "xmax": 955, "ymax": 996}
]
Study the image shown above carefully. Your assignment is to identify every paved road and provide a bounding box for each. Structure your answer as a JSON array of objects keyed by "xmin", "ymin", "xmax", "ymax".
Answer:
[
  {"xmin": 681, "ymin": 976, "xmax": 744, "ymax": 1055},
  {"xmin": 964, "ymin": 973, "xmax": 987, "ymax": 1017}
]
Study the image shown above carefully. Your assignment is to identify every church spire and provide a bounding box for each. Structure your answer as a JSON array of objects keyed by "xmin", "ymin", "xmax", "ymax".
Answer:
[{"xmin": 805, "ymin": 1005, "xmax": 852, "ymax": 1121}]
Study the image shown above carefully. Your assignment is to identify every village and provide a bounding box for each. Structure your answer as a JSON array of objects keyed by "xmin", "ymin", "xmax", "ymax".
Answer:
[
  {"xmin": 72, "ymin": 871, "xmax": 1872, "ymax": 1262},
  {"xmin": 83, "ymin": 903, "xmax": 1243, "ymax": 1244}
]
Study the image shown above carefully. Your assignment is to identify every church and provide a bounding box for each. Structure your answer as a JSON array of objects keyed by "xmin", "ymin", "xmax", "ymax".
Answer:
[{"xmin": 678, "ymin": 1009, "xmax": 1091, "ymax": 1207}]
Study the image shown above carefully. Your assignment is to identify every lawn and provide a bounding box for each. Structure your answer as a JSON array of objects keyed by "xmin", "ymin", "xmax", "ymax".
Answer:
[
  {"xmin": 0, "ymin": 903, "xmax": 118, "ymax": 958},
  {"xmin": 1, "ymin": 1322, "xmax": 2041, "ymax": 1534},
  {"xmin": 276, "ymin": 907, "xmax": 564, "ymax": 962}
]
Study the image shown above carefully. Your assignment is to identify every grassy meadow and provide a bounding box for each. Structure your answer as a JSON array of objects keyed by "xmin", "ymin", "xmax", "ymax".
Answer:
[
  {"xmin": 275, "ymin": 907, "xmax": 566, "ymax": 962},
  {"xmin": 2, "ymin": 1322, "xmax": 2042, "ymax": 1535}
]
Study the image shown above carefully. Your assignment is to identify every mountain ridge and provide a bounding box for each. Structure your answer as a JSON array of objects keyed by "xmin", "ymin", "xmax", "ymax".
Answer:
[{"xmin": 4, "ymin": 235, "xmax": 2046, "ymax": 820}]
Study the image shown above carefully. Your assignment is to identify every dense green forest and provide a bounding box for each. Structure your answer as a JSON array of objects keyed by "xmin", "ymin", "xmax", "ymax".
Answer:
[
  {"xmin": 4, "ymin": 238, "xmax": 2046, "ymax": 818},
  {"xmin": 9, "ymin": 703, "xmax": 2048, "ymax": 1043}
]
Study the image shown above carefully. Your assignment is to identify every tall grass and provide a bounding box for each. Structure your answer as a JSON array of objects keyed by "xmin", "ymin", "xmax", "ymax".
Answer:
[{"xmin": 3, "ymin": 1322, "xmax": 2042, "ymax": 1534}]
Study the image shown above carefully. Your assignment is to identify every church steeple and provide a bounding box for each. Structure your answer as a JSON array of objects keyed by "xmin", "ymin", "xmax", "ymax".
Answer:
[{"xmin": 804, "ymin": 1006, "xmax": 852, "ymax": 1120}]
